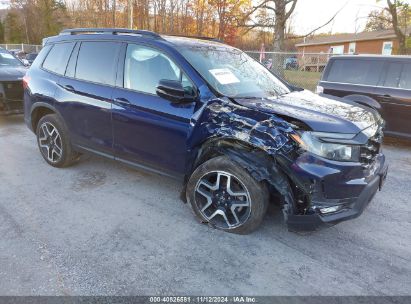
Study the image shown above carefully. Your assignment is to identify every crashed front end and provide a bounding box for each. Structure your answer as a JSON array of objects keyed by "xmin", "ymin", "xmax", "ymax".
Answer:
[
  {"xmin": 0, "ymin": 81, "xmax": 24, "ymax": 115},
  {"xmin": 280, "ymin": 126, "xmax": 388, "ymax": 231},
  {"xmin": 194, "ymin": 98, "xmax": 388, "ymax": 232}
]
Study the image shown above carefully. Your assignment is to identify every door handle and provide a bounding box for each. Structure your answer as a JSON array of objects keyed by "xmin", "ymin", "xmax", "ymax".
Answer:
[
  {"xmin": 114, "ymin": 97, "xmax": 131, "ymax": 106},
  {"xmin": 377, "ymin": 94, "xmax": 391, "ymax": 100},
  {"xmin": 62, "ymin": 84, "xmax": 75, "ymax": 92}
]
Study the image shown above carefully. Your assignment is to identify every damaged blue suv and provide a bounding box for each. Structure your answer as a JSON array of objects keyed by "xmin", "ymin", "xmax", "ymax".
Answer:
[{"xmin": 24, "ymin": 28, "xmax": 388, "ymax": 234}]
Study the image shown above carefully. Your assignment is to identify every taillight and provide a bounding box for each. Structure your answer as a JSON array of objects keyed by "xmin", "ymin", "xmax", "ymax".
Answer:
[{"xmin": 23, "ymin": 75, "xmax": 30, "ymax": 89}]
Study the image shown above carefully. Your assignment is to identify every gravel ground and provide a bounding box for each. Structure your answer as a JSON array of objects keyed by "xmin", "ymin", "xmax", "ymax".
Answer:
[{"xmin": 0, "ymin": 114, "xmax": 410, "ymax": 296}]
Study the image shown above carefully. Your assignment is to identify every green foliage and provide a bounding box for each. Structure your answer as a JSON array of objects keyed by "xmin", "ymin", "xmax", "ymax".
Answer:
[
  {"xmin": 0, "ymin": 22, "xmax": 5, "ymax": 44},
  {"xmin": 5, "ymin": 0, "xmax": 69, "ymax": 44},
  {"xmin": 4, "ymin": 11, "xmax": 25, "ymax": 43}
]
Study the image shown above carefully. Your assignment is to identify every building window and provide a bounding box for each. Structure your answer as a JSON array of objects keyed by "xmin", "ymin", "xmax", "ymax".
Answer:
[
  {"xmin": 382, "ymin": 41, "xmax": 393, "ymax": 55},
  {"xmin": 330, "ymin": 45, "xmax": 344, "ymax": 55},
  {"xmin": 348, "ymin": 42, "xmax": 356, "ymax": 54}
]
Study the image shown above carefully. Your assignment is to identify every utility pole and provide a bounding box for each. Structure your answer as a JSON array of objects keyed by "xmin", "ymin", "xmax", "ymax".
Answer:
[{"xmin": 128, "ymin": 0, "xmax": 133, "ymax": 29}]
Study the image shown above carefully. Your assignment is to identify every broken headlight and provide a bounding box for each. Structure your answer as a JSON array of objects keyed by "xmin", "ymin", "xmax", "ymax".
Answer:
[{"xmin": 291, "ymin": 132, "xmax": 360, "ymax": 162}]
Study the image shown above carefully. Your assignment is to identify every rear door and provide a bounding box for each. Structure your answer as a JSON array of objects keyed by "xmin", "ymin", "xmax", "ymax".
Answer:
[
  {"xmin": 374, "ymin": 61, "xmax": 411, "ymax": 137},
  {"xmin": 321, "ymin": 58, "xmax": 384, "ymax": 99},
  {"xmin": 56, "ymin": 40, "xmax": 122, "ymax": 155},
  {"xmin": 111, "ymin": 43, "xmax": 197, "ymax": 176}
]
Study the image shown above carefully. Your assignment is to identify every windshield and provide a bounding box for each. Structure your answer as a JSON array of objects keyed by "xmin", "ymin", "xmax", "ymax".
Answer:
[
  {"xmin": 178, "ymin": 44, "xmax": 291, "ymax": 98},
  {"xmin": 0, "ymin": 51, "xmax": 23, "ymax": 67}
]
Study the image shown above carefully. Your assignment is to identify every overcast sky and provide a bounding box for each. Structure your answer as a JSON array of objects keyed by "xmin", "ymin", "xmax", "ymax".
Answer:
[{"xmin": 291, "ymin": 0, "xmax": 394, "ymax": 34}]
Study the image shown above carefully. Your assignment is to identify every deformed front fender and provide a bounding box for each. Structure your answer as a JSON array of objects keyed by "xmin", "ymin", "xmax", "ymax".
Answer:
[{"xmin": 184, "ymin": 98, "xmax": 306, "ymax": 228}]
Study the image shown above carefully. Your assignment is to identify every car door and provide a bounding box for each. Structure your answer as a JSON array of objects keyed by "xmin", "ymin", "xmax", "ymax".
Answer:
[
  {"xmin": 111, "ymin": 43, "xmax": 197, "ymax": 176},
  {"xmin": 56, "ymin": 40, "xmax": 122, "ymax": 155},
  {"xmin": 374, "ymin": 61, "xmax": 411, "ymax": 137},
  {"xmin": 321, "ymin": 58, "xmax": 384, "ymax": 103}
]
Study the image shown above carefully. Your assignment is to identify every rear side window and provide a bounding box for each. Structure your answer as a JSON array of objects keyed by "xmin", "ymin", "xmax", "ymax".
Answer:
[
  {"xmin": 399, "ymin": 64, "xmax": 411, "ymax": 89},
  {"xmin": 326, "ymin": 59, "xmax": 384, "ymax": 86},
  {"xmin": 75, "ymin": 41, "xmax": 121, "ymax": 86},
  {"xmin": 42, "ymin": 42, "xmax": 75, "ymax": 75}
]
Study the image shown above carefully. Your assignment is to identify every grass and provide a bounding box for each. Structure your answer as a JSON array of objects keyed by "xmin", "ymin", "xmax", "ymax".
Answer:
[{"xmin": 283, "ymin": 70, "xmax": 322, "ymax": 92}]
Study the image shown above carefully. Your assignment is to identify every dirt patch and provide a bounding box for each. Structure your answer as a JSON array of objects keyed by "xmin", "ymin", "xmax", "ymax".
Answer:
[{"xmin": 71, "ymin": 171, "xmax": 107, "ymax": 190}]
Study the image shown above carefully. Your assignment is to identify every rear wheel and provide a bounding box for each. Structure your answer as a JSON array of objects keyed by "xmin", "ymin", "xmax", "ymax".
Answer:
[
  {"xmin": 36, "ymin": 114, "xmax": 78, "ymax": 168},
  {"xmin": 186, "ymin": 156, "xmax": 269, "ymax": 234}
]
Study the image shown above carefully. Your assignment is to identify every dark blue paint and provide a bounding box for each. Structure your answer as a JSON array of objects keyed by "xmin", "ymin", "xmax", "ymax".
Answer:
[{"xmin": 24, "ymin": 32, "xmax": 388, "ymax": 230}]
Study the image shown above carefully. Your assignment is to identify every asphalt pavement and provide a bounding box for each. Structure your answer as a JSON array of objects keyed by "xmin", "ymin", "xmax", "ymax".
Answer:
[{"xmin": 0, "ymin": 114, "xmax": 410, "ymax": 296}]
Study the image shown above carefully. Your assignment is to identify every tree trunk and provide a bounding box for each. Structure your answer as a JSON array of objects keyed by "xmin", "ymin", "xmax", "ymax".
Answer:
[
  {"xmin": 272, "ymin": 0, "xmax": 287, "ymax": 76},
  {"xmin": 387, "ymin": 0, "xmax": 407, "ymax": 54}
]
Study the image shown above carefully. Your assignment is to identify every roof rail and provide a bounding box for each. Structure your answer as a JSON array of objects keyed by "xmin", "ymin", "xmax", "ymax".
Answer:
[
  {"xmin": 59, "ymin": 28, "xmax": 162, "ymax": 39},
  {"xmin": 168, "ymin": 34, "xmax": 224, "ymax": 44}
]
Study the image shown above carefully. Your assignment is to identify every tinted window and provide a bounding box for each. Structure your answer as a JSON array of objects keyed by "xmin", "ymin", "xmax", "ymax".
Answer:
[
  {"xmin": 0, "ymin": 50, "xmax": 23, "ymax": 67},
  {"xmin": 326, "ymin": 59, "xmax": 384, "ymax": 85},
  {"xmin": 26, "ymin": 53, "xmax": 37, "ymax": 60},
  {"xmin": 384, "ymin": 62, "xmax": 402, "ymax": 87},
  {"xmin": 399, "ymin": 64, "xmax": 411, "ymax": 89},
  {"xmin": 42, "ymin": 42, "xmax": 75, "ymax": 75},
  {"xmin": 75, "ymin": 41, "xmax": 121, "ymax": 86},
  {"xmin": 124, "ymin": 44, "xmax": 194, "ymax": 95}
]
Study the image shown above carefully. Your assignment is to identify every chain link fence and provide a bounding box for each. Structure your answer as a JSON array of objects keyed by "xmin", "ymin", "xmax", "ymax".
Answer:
[
  {"xmin": 245, "ymin": 51, "xmax": 333, "ymax": 92},
  {"xmin": 0, "ymin": 44, "xmax": 42, "ymax": 53}
]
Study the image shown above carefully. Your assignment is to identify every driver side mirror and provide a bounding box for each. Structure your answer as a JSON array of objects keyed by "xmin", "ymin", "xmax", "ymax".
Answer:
[{"xmin": 156, "ymin": 79, "xmax": 195, "ymax": 103}]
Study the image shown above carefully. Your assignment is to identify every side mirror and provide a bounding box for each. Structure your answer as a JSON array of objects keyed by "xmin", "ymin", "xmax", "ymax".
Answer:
[{"xmin": 156, "ymin": 79, "xmax": 195, "ymax": 103}]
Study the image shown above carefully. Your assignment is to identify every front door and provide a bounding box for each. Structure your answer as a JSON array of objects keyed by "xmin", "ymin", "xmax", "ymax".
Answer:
[{"xmin": 112, "ymin": 43, "xmax": 197, "ymax": 176}]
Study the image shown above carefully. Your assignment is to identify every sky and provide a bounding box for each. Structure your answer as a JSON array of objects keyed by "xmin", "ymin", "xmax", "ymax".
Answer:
[
  {"xmin": 291, "ymin": 0, "xmax": 391, "ymax": 34},
  {"xmin": 0, "ymin": 0, "xmax": 409, "ymax": 35}
]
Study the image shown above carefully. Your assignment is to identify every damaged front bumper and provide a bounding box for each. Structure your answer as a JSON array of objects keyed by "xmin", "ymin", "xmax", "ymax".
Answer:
[
  {"xmin": 284, "ymin": 152, "xmax": 388, "ymax": 232},
  {"xmin": 0, "ymin": 99, "xmax": 24, "ymax": 115}
]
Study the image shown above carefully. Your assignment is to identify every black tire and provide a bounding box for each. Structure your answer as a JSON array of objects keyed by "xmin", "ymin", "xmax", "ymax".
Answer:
[
  {"xmin": 186, "ymin": 156, "xmax": 269, "ymax": 234},
  {"xmin": 36, "ymin": 114, "xmax": 78, "ymax": 168}
]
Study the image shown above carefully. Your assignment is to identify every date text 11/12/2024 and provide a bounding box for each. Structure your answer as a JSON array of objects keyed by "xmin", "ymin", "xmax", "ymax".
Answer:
[{"xmin": 149, "ymin": 296, "xmax": 257, "ymax": 303}]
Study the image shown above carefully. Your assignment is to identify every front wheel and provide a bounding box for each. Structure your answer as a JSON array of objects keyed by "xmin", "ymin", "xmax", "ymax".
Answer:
[{"xmin": 186, "ymin": 156, "xmax": 269, "ymax": 234}]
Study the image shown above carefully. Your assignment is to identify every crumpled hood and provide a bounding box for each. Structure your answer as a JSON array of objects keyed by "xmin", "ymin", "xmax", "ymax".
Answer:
[
  {"xmin": 0, "ymin": 66, "xmax": 27, "ymax": 81},
  {"xmin": 235, "ymin": 90, "xmax": 377, "ymax": 134}
]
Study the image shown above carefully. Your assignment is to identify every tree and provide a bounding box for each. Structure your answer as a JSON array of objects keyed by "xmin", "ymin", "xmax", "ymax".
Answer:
[
  {"xmin": 4, "ymin": 10, "xmax": 25, "ymax": 43},
  {"xmin": 386, "ymin": 0, "xmax": 409, "ymax": 54},
  {"xmin": 209, "ymin": 0, "xmax": 251, "ymax": 43},
  {"xmin": 244, "ymin": 0, "xmax": 297, "ymax": 74},
  {"xmin": 365, "ymin": 9, "xmax": 392, "ymax": 31}
]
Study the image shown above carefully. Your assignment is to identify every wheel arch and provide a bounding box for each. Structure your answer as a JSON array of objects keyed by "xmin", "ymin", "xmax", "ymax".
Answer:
[
  {"xmin": 184, "ymin": 137, "xmax": 296, "ymax": 212},
  {"xmin": 343, "ymin": 94, "xmax": 381, "ymax": 111},
  {"xmin": 30, "ymin": 103, "xmax": 63, "ymax": 132}
]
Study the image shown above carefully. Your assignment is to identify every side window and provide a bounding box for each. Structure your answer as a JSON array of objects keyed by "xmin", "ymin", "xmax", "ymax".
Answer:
[
  {"xmin": 383, "ymin": 62, "xmax": 402, "ymax": 88},
  {"xmin": 326, "ymin": 59, "xmax": 384, "ymax": 86},
  {"xmin": 124, "ymin": 44, "xmax": 194, "ymax": 95},
  {"xmin": 399, "ymin": 64, "xmax": 411, "ymax": 90},
  {"xmin": 65, "ymin": 42, "xmax": 80, "ymax": 78},
  {"xmin": 75, "ymin": 41, "xmax": 121, "ymax": 86},
  {"xmin": 42, "ymin": 42, "xmax": 75, "ymax": 75}
]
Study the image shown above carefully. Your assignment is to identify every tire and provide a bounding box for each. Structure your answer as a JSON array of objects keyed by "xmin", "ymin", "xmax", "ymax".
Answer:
[
  {"xmin": 36, "ymin": 114, "xmax": 78, "ymax": 168},
  {"xmin": 186, "ymin": 156, "xmax": 269, "ymax": 234}
]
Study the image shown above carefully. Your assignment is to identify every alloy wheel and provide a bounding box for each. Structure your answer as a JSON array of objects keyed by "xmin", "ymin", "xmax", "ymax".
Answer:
[
  {"xmin": 38, "ymin": 122, "xmax": 63, "ymax": 163},
  {"xmin": 194, "ymin": 171, "xmax": 251, "ymax": 229}
]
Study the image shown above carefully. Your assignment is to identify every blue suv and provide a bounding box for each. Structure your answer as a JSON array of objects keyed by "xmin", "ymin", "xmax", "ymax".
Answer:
[{"xmin": 24, "ymin": 28, "xmax": 388, "ymax": 234}]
